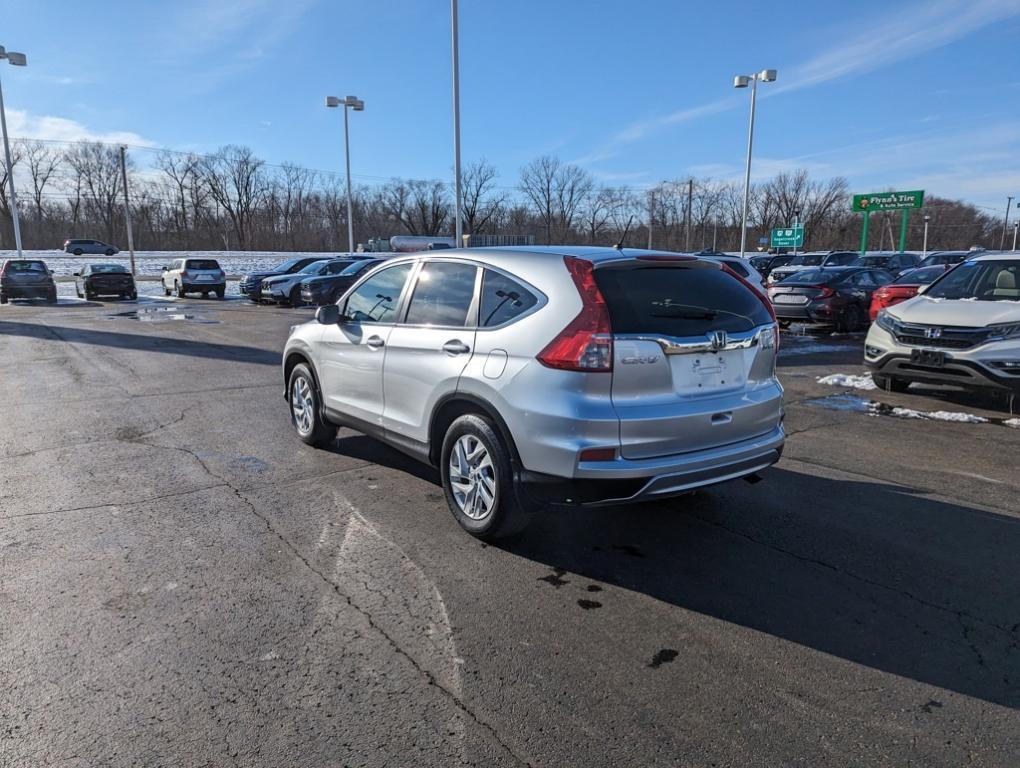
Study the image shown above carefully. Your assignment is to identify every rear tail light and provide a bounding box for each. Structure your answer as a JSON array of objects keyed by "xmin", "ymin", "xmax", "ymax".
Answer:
[
  {"xmin": 537, "ymin": 256, "xmax": 613, "ymax": 372},
  {"xmin": 815, "ymin": 286, "xmax": 836, "ymax": 299},
  {"xmin": 181, "ymin": 270, "xmax": 191, "ymax": 279}
]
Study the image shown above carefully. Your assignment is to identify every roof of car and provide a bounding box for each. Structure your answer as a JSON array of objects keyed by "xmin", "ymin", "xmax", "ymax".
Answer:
[{"xmin": 967, "ymin": 251, "xmax": 1020, "ymax": 262}]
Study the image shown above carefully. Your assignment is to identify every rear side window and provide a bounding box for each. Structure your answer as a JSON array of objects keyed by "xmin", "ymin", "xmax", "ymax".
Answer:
[
  {"xmin": 779, "ymin": 269, "xmax": 837, "ymax": 285},
  {"xmin": 721, "ymin": 260, "xmax": 751, "ymax": 278},
  {"xmin": 595, "ymin": 265, "xmax": 772, "ymax": 336},
  {"xmin": 480, "ymin": 270, "xmax": 539, "ymax": 327},
  {"xmin": 404, "ymin": 261, "xmax": 478, "ymax": 327},
  {"xmin": 345, "ymin": 263, "xmax": 412, "ymax": 322},
  {"xmin": 186, "ymin": 259, "xmax": 220, "ymax": 270}
]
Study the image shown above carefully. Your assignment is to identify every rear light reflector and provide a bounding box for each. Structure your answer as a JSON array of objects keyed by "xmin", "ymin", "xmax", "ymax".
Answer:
[
  {"xmin": 579, "ymin": 448, "xmax": 617, "ymax": 462},
  {"xmin": 537, "ymin": 257, "xmax": 613, "ymax": 372}
]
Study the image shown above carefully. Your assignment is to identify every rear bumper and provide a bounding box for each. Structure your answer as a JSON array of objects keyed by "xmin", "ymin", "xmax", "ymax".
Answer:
[
  {"xmin": 773, "ymin": 299, "xmax": 844, "ymax": 323},
  {"xmin": 183, "ymin": 282, "xmax": 225, "ymax": 292},
  {"xmin": 1, "ymin": 283, "xmax": 55, "ymax": 298},
  {"xmin": 520, "ymin": 426, "xmax": 785, "ymax": 506}
]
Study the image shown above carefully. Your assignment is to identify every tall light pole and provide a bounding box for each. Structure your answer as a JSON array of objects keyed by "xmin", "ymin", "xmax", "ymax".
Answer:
[
  {"xmin": 1013, "ymin": 221, "xmax": 1018, "ymax": 253},
  {"xmin": 733, "ymin": 69, "xmax": 777, "ymax": 259},
  {"xmin": 1000, "ymin": 195, "xmax": 1014, "ymax": 251},
  {"xmin": 325, "ymin": 95, "xmax": 364, "ymax": 254},
  {"xmin": 0, "ymin": 46, "xmax": 27, "ymax": 258},
  {"xmin": 119, "ymin": 146, "xmax": 136, "ymax": 275},
  {"xmin": 451, "ymin": 0, "xmax": 463, "ymax": 247},
  {"xmin": 922, "ymin": 214, "xmax": 930, "ymax": 258}
]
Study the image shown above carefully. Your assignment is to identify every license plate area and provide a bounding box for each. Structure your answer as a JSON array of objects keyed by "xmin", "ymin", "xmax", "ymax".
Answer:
[
  {"xmin": 910, "ymin": 349, "xmax": 945, "ymax": 367},
  {"xmin": 670, "ymin": 350, "xmax": 746, "ymax": 395}
]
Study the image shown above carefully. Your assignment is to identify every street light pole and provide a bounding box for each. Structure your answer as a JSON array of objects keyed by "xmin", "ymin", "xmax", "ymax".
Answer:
[
  {"xmin": 922, "ymin": 214, "xmax": 930, "ymax": 258},
  {"xmin": 451, "ymin": 0, "xmax": 463, "ymax": 247},
  {"xmin": 1013, "ymin": 221, "xmax": 1018, "ymax": 253},
  {"xmin": 734, "ymin": 69, "xmax": 776, "ymax": 259},
  {"xmin": 0, "ymin": 46, "xmax": 28, "ymax": 259},
  {"xmin": 119, "ymin": 146, "xmax": 136, "ymax": 276},
  {"xmin": 326, "ymin": 95, "xmax": 364, "ymax": 254},
  {"xmin": 1001, "ymin": 196, "xmax": 1014, "ymax": 251}
]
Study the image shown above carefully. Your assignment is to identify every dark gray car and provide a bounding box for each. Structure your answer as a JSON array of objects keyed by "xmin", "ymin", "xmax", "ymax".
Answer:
[
  {"xmin": 63, "ymin": 239, "xmax": 119, "ymax": 256},
  {"xmin": 0, "ymin": 259, "xmax": 57, "ymax": 304}
]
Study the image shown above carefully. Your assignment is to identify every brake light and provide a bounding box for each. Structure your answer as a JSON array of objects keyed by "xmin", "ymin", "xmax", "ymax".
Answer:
[
  {"xmin": 720, "ymin": 263, "xmax": 776, "ymax": 323},
  {"xmin": 537, "ymin": 256, "xmax": 613, "ymax": 372},
  {"xmin": 181, "ymin": 270, "xmax": 191, "ymax": 279},
  {"xmin": 579, "ymin": 447, "xmax": 616, "ymax": 461},
  {"xmin": 814, "ymin": 286, "xmax": 835, "ymax": 299}
]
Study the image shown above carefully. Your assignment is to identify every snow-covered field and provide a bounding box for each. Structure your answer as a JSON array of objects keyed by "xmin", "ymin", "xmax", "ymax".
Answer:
[{"xmin": 0, "ymin": 249, "xmax": 347, "ymax": 279}]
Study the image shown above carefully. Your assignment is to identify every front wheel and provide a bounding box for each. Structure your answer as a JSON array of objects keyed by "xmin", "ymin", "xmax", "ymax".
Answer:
[
  {"xmin": 288, "ymin": 363, "xmax": 335, "ymax": 447},
  {"xmin": 441, "ymin": 414, "xmax": 534, "ymax": 540},
  {"xmin": 290, "ymin": 286, "xmax": 303, "ymax": 307},
  {"xmin": 73, "ymin": 249, "xmax": 83, "ymax": 256}
]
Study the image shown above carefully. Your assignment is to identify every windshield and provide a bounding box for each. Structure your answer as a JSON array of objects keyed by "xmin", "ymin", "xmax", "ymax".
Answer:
[
  {"xmin": 298, "ymin": 260, "xmax": 329, "ymax": 274},
  {"xmin": 925, "ymin": 260, "xmax": 1020, "ymax": 301},
  {"xmin": 894, "ymin": 266, "xmax": 944, "ymax": 285},
  {"xmin": 850, "ymin": 256, "xmax": 888, "ymax": 267},
  {"xmin": 91, "ymin": 264, "xmax": 128, "ymax": 274},
  {"xmin": 273, "ymin": 258, "xmax": 305, "ymax": 272},
  {"xmin": 788, "ymin": 254, "xmax": 824, "ymax": 266},
  {"xmin": 341, "ymin": 259, "xmax": 375, "ymax": 275},
  {"xmin": 779, "ymin": 269, "xmax": 842, "ymax": 285}
]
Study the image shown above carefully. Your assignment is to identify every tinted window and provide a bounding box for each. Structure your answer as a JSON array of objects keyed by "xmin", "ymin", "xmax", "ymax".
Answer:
[
  {"xmin": 925, "ymin": 260, "xmax": 1020, "ymax": 302},
  {"xmin": 850, "ymin": 256, "xmax": 889, "ymax": 268},
  {"xmin": 720, "ymin": 259, "xmax": 751, "ymax": 277},
  {"xmin": 851, "ymin": 271, "xmax": 875, "ymax": 287},
  {"xmin": 323, "ymin": 260, "xmax": 356, "ymax": 275},
  {"xmin": 872, "ymin": 270, "xmax": 893, "ymax": 285},
  {"xmin": 480, "ymin": 270, "xmax": 539, "ymax": 327},
  {"xmin": 595, "ymin": 265, "xmax": 772, "ymax": 336},
  {"xmin": 788, "ymin": 254, "xmax": 824, "ymax": 266},
  {"xmin": 342, "ymin": 259, "xmax": 378, "ymax": 276},
  {"xmin": 826, "ymin": 253, "xmax": 856, "ymax": 266},
  {"xmin": 185, "ymin": 259, "xmax": 220, "ymax": 270},
  {"xmin": 5, "ymin": 261, "xmax": 48, "ymax": 273},
  {"xmin": 895, "ymin": 266, "xmax": 944, "ymax": 285},
  {"xmin": 296, "ymin": 260, "xmax": 329, "ymax": 275},
  {"xmin": 404, "ymin": 261, "xmax": 478, "ymax": 327},
  {"xmin": 91, "ymin": 264, "xmax": 128, "ymax": 274},
  {"xmin": 345, "ymin": 263, "xmax": 412, "ymax": 322},
  {"xmin": 274, "ymin": 258, "xmax": 305, "ymax": 272},
  {"xmin": 779, "ymin": 269, "xmax": 841, "ymax": 285}
]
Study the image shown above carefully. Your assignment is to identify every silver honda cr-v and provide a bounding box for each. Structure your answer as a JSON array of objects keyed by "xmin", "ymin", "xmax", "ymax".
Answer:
[{"xmin": 283, "ymin": 246, "xmax": 784, "ymax": 539}]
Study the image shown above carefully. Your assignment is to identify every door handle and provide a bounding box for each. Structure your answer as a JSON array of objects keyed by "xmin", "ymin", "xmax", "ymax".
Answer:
[
  {"xmin": 366, "ymin": 335, "xmax": 385, "ymax": 349},
  {"xmin": 442, "ymin": 339, "xmax": 470, "ymax": 355}
]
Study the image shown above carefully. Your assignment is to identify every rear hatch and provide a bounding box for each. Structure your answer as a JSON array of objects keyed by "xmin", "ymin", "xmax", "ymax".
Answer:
[
  {"xmin": 90, "ymin": 271, "xmax": 133, "ymax": 291},
  {"xmin": 184, "ymin": 259, "xmax": 224, "ymax": 284},
  {"xmin": 2, "ymin": 261, "xmax": 53, "ymax": 289},
  {"xmin": 594, "ymin": 259, "xmax": 780, "ymax": 459}
]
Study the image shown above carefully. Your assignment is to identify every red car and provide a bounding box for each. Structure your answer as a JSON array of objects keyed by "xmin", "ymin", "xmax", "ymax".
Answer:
[{"xmin": 868, "ymin": 264, "xmax": 951, "ymax": 321}]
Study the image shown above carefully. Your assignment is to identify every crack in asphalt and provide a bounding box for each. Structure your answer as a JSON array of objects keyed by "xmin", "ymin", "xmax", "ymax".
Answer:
[{"xmin": 148, "ymin": 439, "xmax": 535, "ymax": 768}]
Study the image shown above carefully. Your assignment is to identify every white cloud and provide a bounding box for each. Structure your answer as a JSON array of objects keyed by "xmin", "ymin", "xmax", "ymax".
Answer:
[{"xmin": 6, "ymin": 109, "xmax": 154, "ymax": 147}]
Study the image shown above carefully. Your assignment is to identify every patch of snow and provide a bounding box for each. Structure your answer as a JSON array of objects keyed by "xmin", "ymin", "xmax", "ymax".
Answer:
[
  {"xmin": 1005, "ymin": 418, "xmax": 1020, "ymax": 428},
  {"xmin": 817, "ymin": 373, "xmax": 878, "ymax": 390},
  {"xmin": 876, "ymin": 406, "xmax": 987, "ymax": 424}
]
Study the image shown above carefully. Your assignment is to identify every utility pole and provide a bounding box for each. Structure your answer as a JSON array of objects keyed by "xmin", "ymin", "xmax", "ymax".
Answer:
[
  {"xmin": 646, "ymin": 189, "xmax": 655, "ymax": 249},
  {"xmin": 119, "ymin": 145, "xmax": 136, "ymax": 275},
  {"xmin": 1001, "ymin": 196, "xmax": 1014, "ymax": 251},
  {"xmin": 684, "ymin": 178, "xmax": 693, "ymax": 252},
  {"xmin": 450, "ymin": 0, "xmax": 463, "ymax": 247}
]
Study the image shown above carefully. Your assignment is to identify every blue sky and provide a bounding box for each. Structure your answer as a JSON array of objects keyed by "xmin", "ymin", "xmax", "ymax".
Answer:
[{"xmin": 5, "ymin": 0, "xmax": 1020, "ymax": 209}]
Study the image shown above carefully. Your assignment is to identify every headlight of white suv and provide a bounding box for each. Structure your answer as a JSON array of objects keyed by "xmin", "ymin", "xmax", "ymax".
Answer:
[
  {"xmin": 987, "ymin": 322, "xmax": 1020, "ymax": 341},
  {"xmin": 875, "ymin": 310, "xmax": 898, "ymax": 334}
]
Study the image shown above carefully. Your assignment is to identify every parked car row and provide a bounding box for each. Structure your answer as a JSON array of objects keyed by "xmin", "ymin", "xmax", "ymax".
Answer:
[
  {"xmin": 282, "ymin": 246, "xmax": 785, "ymax": 540},
  {"xmin": 240, "ymin": 255, "xmax": 388, "ymax": 306}
]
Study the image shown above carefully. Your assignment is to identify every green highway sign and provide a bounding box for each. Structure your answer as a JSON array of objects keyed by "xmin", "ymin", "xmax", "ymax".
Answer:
[
  {"xmin": 852, "ymin": 190, "xmax": 924, "ymax": 213},
  {"xmin": 770, "ymin": 225, "xmax": 804, "ymax": 248}
]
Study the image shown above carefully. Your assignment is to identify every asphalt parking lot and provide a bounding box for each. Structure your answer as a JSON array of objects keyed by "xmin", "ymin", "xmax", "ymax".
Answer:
[{"xmin": 2, "ymin": 295, "xmax": 1018, "ymax": 767}]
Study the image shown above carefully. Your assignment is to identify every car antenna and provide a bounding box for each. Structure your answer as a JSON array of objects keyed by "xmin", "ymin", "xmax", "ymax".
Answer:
[{"xmin": 614, "ymin": 216, "xmax": 635, "ymax": 251}]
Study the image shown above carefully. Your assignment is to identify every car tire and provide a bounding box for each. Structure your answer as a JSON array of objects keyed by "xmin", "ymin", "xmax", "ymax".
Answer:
[
  {"xmin": 290, "ymin": 286, "xmax": 303, "ymax": 307},
  {"xmin": 76, "ymin": 286, "xmax": 83, "ymax": 298},
  {"xmin": 440, "ymin": 414, "xmax": 534, "ymax": 540},
  {"xmin": 176, "ymin": 281, "xmax": 186, "ymax": 299},
  {"xmin": 871, "ymin": 373, "xmax": 910, "ymax": 393},
  {"xmin": 837, "ymin": 304, "xmax": 863, "ymax": 333},
  {"xmin": 46, "ymin": 290, "xmax": 58, "ymax": 304},
  {"xmin": 215, "ymin": 288, "xmax": 225, "ymax": 299},
  {"xmin": 778, "ymin": 319, "xmax": 792, "ymax": 329},
  {"xmin": 288, "ymin": 363, "xmax": 335, "ymax": 448},
  {"xmin": 105, "ymin": 249, "xmax": 115, "ymax": 256},
  {"xmin": 201, "ymin": 291, "xmax": 209, "ymax": 298},
  {"xmin": 162, "ymin": 281, "xmax": 171, "ymax": 296},
  {"xmin": 129, "ymin": 290, "xmax": 137, "ymax": 300},
  {"xmin": 73, "ymin": 249, "xmax": 83, "ymax": 256}
]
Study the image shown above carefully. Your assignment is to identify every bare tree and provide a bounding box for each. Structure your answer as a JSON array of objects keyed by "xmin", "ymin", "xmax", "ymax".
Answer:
[
  {"xmin": 461, "ymin": 160, "xmax": 504, "ymax": 235},
  {"xmin": 198, "ymin": 145, "xmax": 266, "ymax": 250},
  {"xmin": 519, "ymin": 156, "xmax": 593, "ymax": 244},
  {"xmin": 64, "ymin": 141, "xmax": 124, "ymax": 242},
  {"xmin": 22, "ymin": 140, "xmax": 60, "ymax": 220}
]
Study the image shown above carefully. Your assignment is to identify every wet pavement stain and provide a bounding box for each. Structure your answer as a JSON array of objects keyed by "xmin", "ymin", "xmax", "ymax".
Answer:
[
  {"xmin": 921, "ymin": 700, "xmax": 944, "ymax": 714},
  {"xmin": 537, "ymin": 568, "xmax": 569, "ymax": 588},
  {"xmin": 577, "ymin": 599, "xmax": 602, "ymax": 610},
  {"xmin": 648, "ymin": 649, "xmax": 679, "ymax": 669},
  {"xmin": 105, "ymin": 306, "xmax": 219, "ymax": 324},
  {"xmin": 586, "ymin": 585, "xmax": 603, "ymax": 593},
  {"xmin": 612, "ymin": 544, "xmax": 646, "ymax": 558}
]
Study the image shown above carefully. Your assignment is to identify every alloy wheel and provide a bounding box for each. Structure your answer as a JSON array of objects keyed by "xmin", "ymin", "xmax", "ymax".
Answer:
[
  {"xmin": 290, "ymin": 376, "xmax": 315, "ymax": 436},
  {"xmin": 448, "ymin": 434, "xmax": 497, "ymax": 520}
]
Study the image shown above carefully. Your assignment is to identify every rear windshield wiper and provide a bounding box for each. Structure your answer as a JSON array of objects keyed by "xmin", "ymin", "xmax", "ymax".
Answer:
[{"xmin": 649, "ymin": 306, "xmax": 718, "ymax": 320}]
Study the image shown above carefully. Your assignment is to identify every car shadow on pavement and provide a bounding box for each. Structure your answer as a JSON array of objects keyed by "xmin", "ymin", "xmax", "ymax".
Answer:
[
  {"xmin": 0, "ymin": 321, "xmax": 280, "ymax": 366},
  {"xmin": 503, "ymin": 467, "xmax": 1020, "ymax": 709}
]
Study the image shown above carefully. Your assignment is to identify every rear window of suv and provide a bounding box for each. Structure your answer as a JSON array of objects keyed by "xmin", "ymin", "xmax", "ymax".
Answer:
[
  {"xmin": 595, "ymin": 264, "xmax": 773, "ymax": 336},
  {"xmin": 185, "ymin": 259, "xmax": 220, "ymax": 270}
]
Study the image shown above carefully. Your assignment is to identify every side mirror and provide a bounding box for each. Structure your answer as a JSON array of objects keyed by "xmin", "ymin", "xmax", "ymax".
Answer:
[
  {"xmin": 72, "ymin": 271, "xmax": 80, "ymax": 277},
  {"xmin": 162, "ymin": 265, "xmax": 169, "ymax": 271},
  {"xmin": 316, "ymin": 304, "xmax": 341, "ymax": 325}
]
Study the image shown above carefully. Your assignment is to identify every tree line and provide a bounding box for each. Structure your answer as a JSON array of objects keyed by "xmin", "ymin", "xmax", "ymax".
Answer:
[{"xmin": 0, "ymin": 139, "xmax": 1003, "ymax": 253}]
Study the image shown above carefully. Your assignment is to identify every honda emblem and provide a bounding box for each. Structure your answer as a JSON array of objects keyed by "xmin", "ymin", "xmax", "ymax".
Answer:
[
  {"xmin": 924, "ymin": 327, "xmax": 942, "ymax": 339},
  {"xmin": 708, "ymin": 330, "xmax": 728, "ymax": 350}
]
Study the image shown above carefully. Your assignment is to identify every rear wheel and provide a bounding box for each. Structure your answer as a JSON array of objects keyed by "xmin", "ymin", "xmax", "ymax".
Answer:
[
  {"xmin": 288, "ymin": 363, "xmax": 335, "ymax": 447},
  {"xmin": 215, "ymin": 287, "xmax": 225, "ymax": 299},
  {"xmin": 105, "ymin": 249, "xmax": 115, "ymax": 256},
  {"xmin": 73, "ymin": 249, "xmax": 83, "ymax": 256},
  {"xmin": 46, "ymin": 289, "xmax": 57, "ymax": 304},
  {"xmin": 872, "ymin": 373, "xmax": 910, "ymax": 393},
  {"xmin": 201, "ymin": 291, "xmax": 209, "ymax": 298},
  {"xmin": 176, "ymin": 281, "xmax": 186, "ymax": 299},
  {"xmin": 441, "ymin": 414, "xmax": 533, "ymax": 540},
  {"xmin": 836, "ymin": 304, "xmax": 863, "ymax": 332},
  {"xmin": 0, "ymin": 293, "xmax": 7, "ymax": 304}
]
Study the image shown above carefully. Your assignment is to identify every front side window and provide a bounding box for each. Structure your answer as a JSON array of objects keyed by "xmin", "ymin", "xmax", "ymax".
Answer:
[
  {"xmin": 926, "ymin": 260, "xmax": 1020, "ymax": 301},
  {"xmin": 345, "ymin": 263, "xmax": 413, "ymax": 322},
  {"xmin": 480, "ymin": 270, "xmax": 539, "ymax": 327},
  {"xmin": 404, "ymin": 261, "xmax": 478, "ymax": 327}
]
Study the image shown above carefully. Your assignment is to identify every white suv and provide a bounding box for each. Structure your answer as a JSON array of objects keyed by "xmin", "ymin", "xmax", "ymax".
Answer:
[
  {"xmin": 283, "ymin": 247, "xmax": 784, "ymax": 540},
  {"xmin": 161, "ymin": 258, "xmax": 226, "ymax": 299},
  {"xmin": 865, "ymin": 253, "xmax": 1020, "ymax": 393}
]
